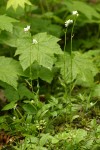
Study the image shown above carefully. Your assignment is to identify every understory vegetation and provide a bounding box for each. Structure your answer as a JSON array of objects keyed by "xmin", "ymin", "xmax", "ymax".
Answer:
[{"xmin": 0, "ymin": 0, "xmax": 100, "ymax": 150}]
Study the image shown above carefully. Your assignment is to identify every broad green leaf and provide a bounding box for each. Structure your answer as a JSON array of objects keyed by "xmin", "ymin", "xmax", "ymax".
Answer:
[
  {"xmin": 15, "ymin": 32, "xmax": 62, "ymax": 70},
  {"xmin": 23, "ymin": 103, "xmax": 37, "ymax": 114},
  {"xmin": 0, "ymin": 56, "xmax": 23, "ymax": 89},
  {"xmin": 4, "ymin": 84, "xmax": 34, "ymax": 102},
  {"xmin": 18, "ymin": 84, "xmax": 34, "ymax": 99},
  {"xmin": 0, "ymin": 15, "xmax": 18, "ymax": 33},
  {"xmin": 4, "ymin": 86, "xmax": 19, "ymax": 102},
  {"xmin": 64, "ymin": 1, "xmax": 100, "ymax": 19},
  {"xmin": 56, "ymin": 52, "xmax": 98, "ymax": 87},
  {"xmin": 7, "ymin": 0, "xmax": 32, "ymax": 10},
  {"xmin": 83, "ymin": 49, "xmax": 100, "ymax": 69},
  {"xmin": 24, "ymin": 62, "xmax": 54, "ymax": 83}
]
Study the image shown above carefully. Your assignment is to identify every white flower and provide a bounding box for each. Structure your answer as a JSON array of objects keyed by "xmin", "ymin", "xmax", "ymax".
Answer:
[
  {"xmin": 31, "ymin": 100, "xmax": 34, "ymax": 104},
  {"xmin": 65, "ymin": 19, "xmax": 73, "ymax": 27},
  {"xmin": 13, "ymin": 116, "xmax": 16, "ymax": 120},
  {"xmin": 72, "ymin": 11, "xmax": 79, "ymax": 16},
  {"xmin": 32, "ymin": 39, "xmax": 38, "ymax": 44},
  {"xmin": 24, "ymin": 25, "xmax": 30, "ymax": 32}
]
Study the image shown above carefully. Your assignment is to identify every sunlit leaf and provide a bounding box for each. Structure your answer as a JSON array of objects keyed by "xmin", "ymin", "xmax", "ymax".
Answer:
[
  {"xmin": 15, "ymin": 32, "xmax": 62, "ymax": 70},
  {"xmin": 7, "ymin": 0, "xmax": 32, "ymax": 10}
]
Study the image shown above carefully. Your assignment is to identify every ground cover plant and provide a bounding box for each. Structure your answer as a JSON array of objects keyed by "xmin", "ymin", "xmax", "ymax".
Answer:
[{"xmin": 0, "ymin": 0, "xmax": 100, "ymax": 149}]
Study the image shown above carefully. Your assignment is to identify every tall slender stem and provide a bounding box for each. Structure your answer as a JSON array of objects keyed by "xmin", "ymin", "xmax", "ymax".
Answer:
[
  {"xmin": 70, "ymin": 18, "xmax": 77, "ymax": 96},
  {"xmin": 69, "ymin": 18, "xmax": 77, "ymax": 123},
  {"xmin": 30, "ymin": 46, "xmax": 33, "ymax": 92},
  {"xmin": 64, "ymin": 30, "xmax": 67, "ymax": 81},
  {"xmin": 37, "ymin": 41, "xmax": 40, "ymax": 97},
  {"xmin": 40, "ymin": 0, "xmax": 45, "ymax": 14}
]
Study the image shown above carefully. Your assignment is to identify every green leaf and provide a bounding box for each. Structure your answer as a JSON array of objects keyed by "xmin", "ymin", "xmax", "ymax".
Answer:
[
  {"xmin": 4, "ymin": 86, "xmax": 19, "ymax": 102},
  {"xmin": 2, "ymin": 101, "xmax": 16, "ymax": 110},
  {"xmin": 24, "ymin": 62, "xmax": 54, "ymax": 83},
  {"xmin": 92, "ymin": 84, "xmax": 100, "ymax": 98},
  {"xmin": 83, "ymin": 49, "xmax": 100, "ymax": 69},
  {"xmin": 64, "ymin": 0, "xmax": 100, "ymax": 19},
  {"xmin": 0, "ymin": 15, "xmax": 18, "ymax": 33},
  {"xmin": 15, "ymin": 32, "xmax": 62, "ymax": 70},
  {"xmin": 23, "ymin": 103, "xmax": 37, "ymax": 114},
  {"xmin": 39, "ymin": 134, "xmax": 50, "ymax": 146},
  {"xmin": 56, "ymin": 52, "xmax": 98, "ymax": 87},
  {"xmin": 0, "ymin": 56, "xmax": 23, "ymax": 89},
  {"xmin": 73, "ymin": 129, "xmax": 87, "ymax": 143},
  {"xmin": 0, "ymin": 116, "xmax": 6, "ymax": 123},
  {"xmin": 18, "ymin": 84, "xmax": 34, "ymax": 99},
  {"xmin": 7, "ymin": 0, "xmax": 32, "ymax": 10}
]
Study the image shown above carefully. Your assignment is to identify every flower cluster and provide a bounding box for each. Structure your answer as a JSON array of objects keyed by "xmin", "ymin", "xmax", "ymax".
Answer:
[
  {"xmin": 35, "ymin": 119, "xmax": 47, "ymax": 131},
  {"xmin": 32, "ymin": 39, "xmax": 38, "ymax": 44},
  {"xmin": 65, "ymin": 19, "xmax": 73, "ymax": 27},
  {"xmin": 65, "ymin": 10, "xmax": 79, "ymax": 28},
  {"xmin": 72, "ymin": 10, "xmax": 79, "ymax": 16},
  {"xmin": 24, "ymin": 25, "xmax": 30, "ymax": 32}
]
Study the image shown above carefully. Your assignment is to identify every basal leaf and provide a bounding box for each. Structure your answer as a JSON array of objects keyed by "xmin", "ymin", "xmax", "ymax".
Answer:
[
  {"xmin": 0, "ymin": 57, "xmax": 23, "ymax": 89},
  {"xmin": 15, "ymin": 32, "xmax": 62, "ymax": 70},
  {"xmin": 56, "ymin": 52, "xmax": 98, "ymax": 87},
  {"xmin": 0, "ymin": 15, "xmax": 18, "ymax": 33},
  {"xmin": 7, "ymin": 0, "xmax": 32, "ymax": 10}
]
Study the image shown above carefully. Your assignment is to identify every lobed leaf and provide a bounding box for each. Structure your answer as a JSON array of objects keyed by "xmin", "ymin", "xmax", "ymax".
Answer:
[
  {"xmin": 0, "ymin": 56, "xmax": 23, "ymax": 89},
  {"xmin": 0, "ymin": 15, "xmax": 18, "ymax": 33},
  {"xmin": 15, "ymin": 32, "xmax": 62, "ymax": 70},
  {"xmin": 7, "ymin": 0, "xmax": 32, "ymax": 10},
  {"xmin": 56, "ymin": 51, "xmax": 98, "ymax": 87}
]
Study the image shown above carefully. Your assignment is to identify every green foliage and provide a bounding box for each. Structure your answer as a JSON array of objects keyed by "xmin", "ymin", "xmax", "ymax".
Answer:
[
  {"xmin": 64, "ymin": 0, "xmax": 100, "ymax": 19},
  {"xmin": 0, "ymin": 0, "xmax": 100, "ymax": 149}
]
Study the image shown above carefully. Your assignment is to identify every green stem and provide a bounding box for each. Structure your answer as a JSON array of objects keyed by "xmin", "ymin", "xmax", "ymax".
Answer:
[
  {"xmin": 45, "ymin": 0, "xmax": 50, "ymax": 12},
  {"xmin": 15, "ymin": 107, "xmax": 23, "ymax": 118},
  {"xmin": 64, "ymin": 30, "xmax": 67, "ymax": 81},
  {"xmin": 30, "ymin": 46, "xmax": 33, "ymax": 92},
  {"xmin": 40, "ymin": 0, "xmax": 45, "ymax": 14},
  {"xmin": 70, "ymin": 18, "xmax": 77, "ymax": 96},
  {"xmin": 69, "ymin": 17, "xmax": 77, "ymax": 123},
  {"xmin": 37, "ymin": 41, "xmax": 40, "ymax": 98}
]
